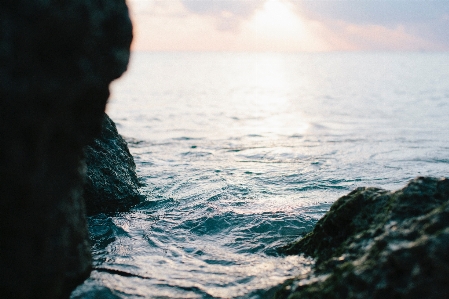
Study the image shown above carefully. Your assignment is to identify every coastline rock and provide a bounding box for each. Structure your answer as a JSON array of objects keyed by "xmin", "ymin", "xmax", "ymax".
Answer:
[
  {"xmin": 275, "ymin": 177, "xmax": 449, "ymax": 299},
  {"xmin": 84, "ymin": 114, "xmax": 143, "ymax": 215},
  {"xmin": 0, "ymin": 1, "xmax": 132, "ymax": 298}
]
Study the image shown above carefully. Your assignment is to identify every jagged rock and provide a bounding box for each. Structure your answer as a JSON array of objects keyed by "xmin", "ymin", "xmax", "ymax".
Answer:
[
  {"xmin": 84, "ymin": 114, "xmax": 142, "ymax": 215},
  {"xmin": 275, "ymin": 177, "xmax": 449, "ymax": 299},
  {"xmin": 0, "ymin": 1, "xmax": 132, "ymax": 298}
]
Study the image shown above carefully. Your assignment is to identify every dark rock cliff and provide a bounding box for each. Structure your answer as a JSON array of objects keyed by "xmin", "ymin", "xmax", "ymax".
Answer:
[
  {"xmin": 0, "ymin": 1, "xmax": 132, "ymax": 298},
  {"xmin": 274, "ymin": 177, "xmax": 449, "ymax": 299},
  {"xmin": 84, "ymin": 114, "xmax": 143, "ymax": 215}
]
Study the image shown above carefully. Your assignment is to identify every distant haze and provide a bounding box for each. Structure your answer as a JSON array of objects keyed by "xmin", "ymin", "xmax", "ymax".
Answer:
[{"xmin": 128, "ymin": 0, "xmax": 449, "ymax": 52}]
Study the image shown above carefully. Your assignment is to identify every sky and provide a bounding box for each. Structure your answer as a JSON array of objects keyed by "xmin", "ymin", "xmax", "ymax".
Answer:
[{"xmin": 128, "ymin": 0, "xmax": 449, "ymax": 52}]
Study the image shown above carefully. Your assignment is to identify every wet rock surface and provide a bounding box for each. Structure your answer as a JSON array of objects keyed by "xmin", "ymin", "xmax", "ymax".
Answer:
[
  {"xmin": 84, "ymin": 114, "xmax": 143, "ymax": 215},
  {"xmin": 275, "ymin": 177, "xmax": 449, "ymax": 299},
  {"xmin": 0, "ymin": 0, "xmax": 132, "ymax": 298}
]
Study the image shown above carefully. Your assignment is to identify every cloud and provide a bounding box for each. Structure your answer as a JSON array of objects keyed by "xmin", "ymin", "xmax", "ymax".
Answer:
[
  {"xmin": 181, "ymin": 0, "xmax": 265, "ymax": 31},
  {"xmin": 127, "ymin": 0, "xmax": 449, "ymax": 51},
  {"xmin": 327, "ymin": 22, "xmax": 434, "ymax": 51},
  {"xmin": 295, "ymin": 0, "xmax": 449, "ymax": 49},
  {"xmin": 176, "ymin": 0, "xmax": 449, "ymax": 48},
  {"xmin": 298, "ymin": 1, "xmax": 449, "ymax": 25},
  {"xmin": 128, "ymin": 0, "xmax": 187, "ymax": 17},
  {"xmin": 181, "ymin": 0, "xmax": 262, "ymax": 17}
]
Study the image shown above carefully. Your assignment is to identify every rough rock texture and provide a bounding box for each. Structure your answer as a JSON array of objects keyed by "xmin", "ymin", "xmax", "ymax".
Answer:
[
  {"xmin": 84, "ymin": 114, "xmax": 142, "ymax": 215},
  {"xmin": 0, "ymin": 1, "xmax": 132, "ymax": 298},
  {"xmin": 275, "ymin": 177, "xmax": 449, "ymax": 299}
]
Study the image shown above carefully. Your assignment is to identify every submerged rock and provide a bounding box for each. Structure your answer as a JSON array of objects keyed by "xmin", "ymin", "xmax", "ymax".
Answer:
[
  {"xmin": 0, "ymin": 0, "xmax": 132, "ymax": 298},
  {"xmin": 84, "ymin": 114, "xmax": 143, "ymax": 215},
  {"xmin": 275, "ymin": 177, "xmax": 449, "ymax": 299}
]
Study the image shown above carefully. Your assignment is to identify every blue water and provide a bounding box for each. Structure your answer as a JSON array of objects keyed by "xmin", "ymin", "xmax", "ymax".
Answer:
[{"xmin": 71, "ymin": 52, "xmax": 449, "ymax": 298}]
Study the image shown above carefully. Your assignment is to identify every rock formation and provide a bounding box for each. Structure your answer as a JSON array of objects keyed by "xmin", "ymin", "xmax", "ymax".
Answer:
[
  {"xmin": 0, "ymin": 0, "xmax": 132, "ymax": 298},
  {"xmin": 84, "ymin": 114, "xmax": 143, "ymax": 215},
  {"xmin": 274, "ymin": 177, "xmax": 449, "ymax": 299}
]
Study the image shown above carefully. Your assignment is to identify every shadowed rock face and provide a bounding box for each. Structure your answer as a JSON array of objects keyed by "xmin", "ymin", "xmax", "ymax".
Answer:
[
  {"xmin": 84, "ymin": 114, "xmax": 143, "ymax": 215},
  {"xmin": 0, "ymin": 1, "xmax": 132, "ymax": 298},
  {"xmin": 275, "ymin": 177, "xmax": 449, "ymax": 299}
]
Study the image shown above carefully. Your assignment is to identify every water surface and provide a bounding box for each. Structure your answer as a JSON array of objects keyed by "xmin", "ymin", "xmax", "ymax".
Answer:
[{"xmin": 72, "ymin": 52, "xmax": 449, "ymax": 298}]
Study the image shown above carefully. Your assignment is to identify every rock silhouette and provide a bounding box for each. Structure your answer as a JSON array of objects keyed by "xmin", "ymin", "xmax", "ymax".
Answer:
[{"xmin": 0, "ymin": 0, "xmax": 132, "ymax": 298}]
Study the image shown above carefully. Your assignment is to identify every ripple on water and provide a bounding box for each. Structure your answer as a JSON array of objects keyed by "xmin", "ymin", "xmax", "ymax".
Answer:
[
  {"xmin": 74, "ymin": 52, "xmax": 449, "ymax": 298},
  {"xmin": 76, "ymin": 194, "xmax": 318, "ymax": 298}
]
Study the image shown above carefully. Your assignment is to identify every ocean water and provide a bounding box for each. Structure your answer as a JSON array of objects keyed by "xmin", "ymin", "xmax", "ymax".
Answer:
[{"xmin": 71, "ymin": 52, "xmax": 449, "ymax": 298}]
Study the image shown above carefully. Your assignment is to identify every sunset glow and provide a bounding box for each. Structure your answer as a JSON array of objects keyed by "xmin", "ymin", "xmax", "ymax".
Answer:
[
  {"xmin": 250, "ymin": 0, "xmax": 306, "ymax": 39},
  {"xmin": 128, "ymin": 0, "xmax": 449, "ymax": 52}
]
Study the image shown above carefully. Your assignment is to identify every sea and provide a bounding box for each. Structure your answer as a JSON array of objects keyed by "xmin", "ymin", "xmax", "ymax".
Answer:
[{"xmin": 71, "ymin": 52, "xmax": 449, "ymax": 299}]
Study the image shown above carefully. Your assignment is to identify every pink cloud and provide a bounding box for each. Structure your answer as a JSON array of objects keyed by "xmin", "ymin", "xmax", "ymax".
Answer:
[{"xmin": 315, "ymin": 20, "xmax": 439, "ymax": 51}]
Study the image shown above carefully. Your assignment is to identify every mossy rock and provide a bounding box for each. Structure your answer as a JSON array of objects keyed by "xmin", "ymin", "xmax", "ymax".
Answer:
[{"xmin": 274, "ymin": 177, "xmax": 449, "ymax": 299}]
